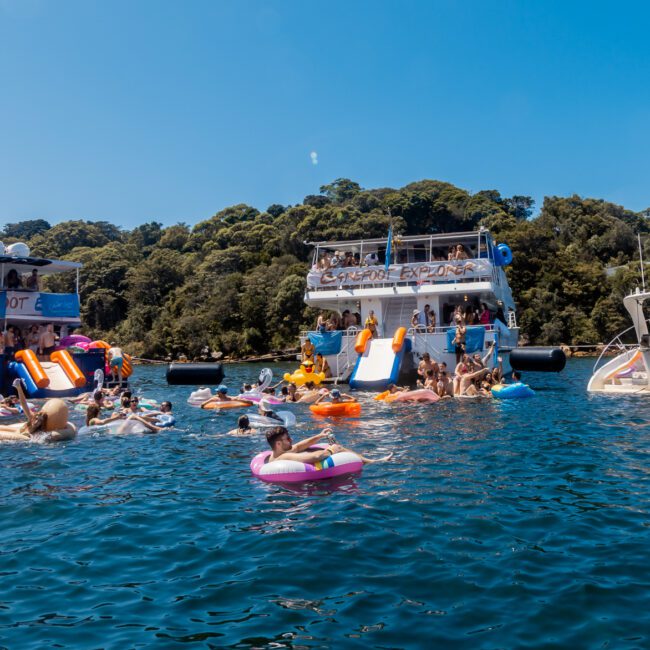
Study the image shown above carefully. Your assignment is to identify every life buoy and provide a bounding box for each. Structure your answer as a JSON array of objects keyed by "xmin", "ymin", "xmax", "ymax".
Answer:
[{"xmin": 496, "ymin": 243, "xmax": 513, "ymax": 265}]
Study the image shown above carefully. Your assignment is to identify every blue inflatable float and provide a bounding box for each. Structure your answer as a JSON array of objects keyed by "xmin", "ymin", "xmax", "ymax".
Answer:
[
  {"xmin": 491, "ymin": 382, "xmax": 535, "ymax": 399},
  {"xmin": 496, "ymin": 243, "xmax": 513, "ymax": 265}
]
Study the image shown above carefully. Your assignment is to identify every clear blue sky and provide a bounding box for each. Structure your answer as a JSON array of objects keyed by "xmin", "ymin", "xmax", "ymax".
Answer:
[{"xmin": 1, "ymin": 0, "xmax": 649, "ymax": 228}]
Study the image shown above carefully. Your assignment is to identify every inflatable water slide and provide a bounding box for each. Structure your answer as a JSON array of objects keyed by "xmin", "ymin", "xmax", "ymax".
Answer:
[
  {"xmin": 10, "ymin": 349, "xmax": 89, "ymax": 398},
  {"xmin": 349, "ymin": 327, "xmax": 412, "ymax": 390}
]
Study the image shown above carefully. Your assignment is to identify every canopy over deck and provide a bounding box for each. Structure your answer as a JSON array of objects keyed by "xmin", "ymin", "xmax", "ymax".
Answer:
[{"xmin": 0, "ymin": 256, "xmax": 81, "ymax": 276}]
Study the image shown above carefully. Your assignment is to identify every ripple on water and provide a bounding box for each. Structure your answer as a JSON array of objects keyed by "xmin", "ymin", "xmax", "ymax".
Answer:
[{"xmin": 1, "ymin": 360, "xmax": 650, "ymax": 648}]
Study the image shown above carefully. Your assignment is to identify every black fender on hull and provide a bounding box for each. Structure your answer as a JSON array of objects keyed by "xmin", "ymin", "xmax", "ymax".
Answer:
[
  {"xmin": 509, "ymin": 347, "xmax": 566, "ymax": 372},
  {"xmin": 166, "ymin": 362, "xmax": 225, "ymax": 385}
]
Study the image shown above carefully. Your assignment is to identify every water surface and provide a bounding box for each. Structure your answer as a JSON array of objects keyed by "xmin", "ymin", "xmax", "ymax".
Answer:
[{"xmin": 1, "ymin": 359, "xmax": 649, "ymax": 648}]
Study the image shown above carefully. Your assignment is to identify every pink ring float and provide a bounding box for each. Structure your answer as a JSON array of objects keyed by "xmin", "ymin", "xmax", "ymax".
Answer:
[{"xmin": 250, "ymin": 444, "xmax": 363, "ymax": 483}]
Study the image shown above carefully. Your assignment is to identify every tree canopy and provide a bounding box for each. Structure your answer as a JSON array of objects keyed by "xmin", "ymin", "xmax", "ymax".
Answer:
[{"xmin": 6, "ymin": 179, "xmax": 648, "ymax": 357}]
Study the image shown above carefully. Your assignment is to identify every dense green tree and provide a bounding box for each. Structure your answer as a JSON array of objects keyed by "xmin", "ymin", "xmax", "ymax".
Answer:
[
  {"xmin": 2, "ymin": 219, "xmax": 51, "ymax": 240},
  {"xmin": 11, "ymin": 178, "xmax": 650, "ymax": 357}
]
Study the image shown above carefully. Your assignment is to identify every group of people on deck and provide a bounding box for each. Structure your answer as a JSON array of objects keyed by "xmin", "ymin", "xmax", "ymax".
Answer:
[
  {"xmin": 3, "ymin": 268, "xmax": 40, "ymax": 291},
  {"xmin": 0, "ymin": 323, "xmax": 58, "ymax": 360},
  {"xmin": 314, "ymin": 243, "xmax": 478, "ymax": 272}
]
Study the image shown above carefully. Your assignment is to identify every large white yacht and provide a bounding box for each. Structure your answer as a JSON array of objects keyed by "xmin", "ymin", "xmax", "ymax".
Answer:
[{"xmin": 300, "ymin": 228, "xmax": 519, "ymax": 388}]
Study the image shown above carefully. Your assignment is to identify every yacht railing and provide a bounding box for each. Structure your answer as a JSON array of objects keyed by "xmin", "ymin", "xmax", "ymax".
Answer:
[
  {"xmin": 299, "ymin": 327, "xmax": 359, "ymax": 381},
  {"xmin": 334, "ymin": 326, "xmax": 358, "ymax": 379},
  {"xmin": 592, "ymin": 323, "xmax": 643, "ymax": 374},
  {"xmin": 407, "ymin": 327, "xmax": 444, "ymax": 358}
]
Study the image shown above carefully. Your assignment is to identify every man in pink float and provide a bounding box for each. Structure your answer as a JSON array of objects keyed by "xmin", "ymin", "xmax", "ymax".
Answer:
[{"xmin": 266, "ymin": 426, "xmax": 392, "ymax": 465}]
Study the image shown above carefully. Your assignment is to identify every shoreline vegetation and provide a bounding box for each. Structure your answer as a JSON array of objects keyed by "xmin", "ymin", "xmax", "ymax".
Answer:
[{"xmin": 4, "ymin": 178, "xmax": 648, "ymax": 362}]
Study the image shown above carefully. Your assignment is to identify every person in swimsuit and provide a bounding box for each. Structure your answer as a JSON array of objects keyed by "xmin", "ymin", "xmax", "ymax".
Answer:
[
  {"xmin": 257, "ymin": 398, "xmax": 283, "ymax": 422},
  {"xmin": 313, "ymin": 388, "xmax": 356, "ymax": 405},
  {"xmin": 417, "ymin": 353, "xmax": 438, "ymax": 382},
  {"xmin": 365, "ymin": 310, "xmax": 379, "ymax": 338},
  {"xmin": 436, "ymin": 371, "xmax": 454, "ymax": 398},
  {"xmin": 107, "ymin": 342, "xmax": 125, "ymax": 387},
  {"xmin": 201, "ymin": 385, "xmax": 237, "ymax": 408},
  {"xmin": 85, "ymin": 403, "xmax": 124, "ymax": 427},
  {"xmin": 138, "ymin": 401, "xmax": 176, "ymax": 428},
  {"xmin": 266, "ymin": 426, "xmax": 393, "ymax": 465},
  {"xmin": 452, "ymin": 315, "xmax": 467, "ymax": 365},
  {"xmin": 315, "ymin": 353, "xmax": 332, "ymax": 378},
  {"xmin": 38, "ymin": 323, "xmax": 57, "ymax": 359},
  {"xmin": 0, "ymin": 395, "xmax": 21, "ymax": 414},
  {"xmin": 0, "ymin": 379, "xmax": 76, "ymax": 442},
  {"xmin": 228, "ymin": 414, "xmax": 258, "ymax": 436},
  {"xmin": 302, "ymin": 338, "xmax": 315, "ymax": 362}
]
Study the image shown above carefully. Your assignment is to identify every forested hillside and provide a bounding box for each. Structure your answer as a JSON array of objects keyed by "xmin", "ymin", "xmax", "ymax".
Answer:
[{"xmin": 3, "ymin": 179, "xmax": 648, "ymax": 359}]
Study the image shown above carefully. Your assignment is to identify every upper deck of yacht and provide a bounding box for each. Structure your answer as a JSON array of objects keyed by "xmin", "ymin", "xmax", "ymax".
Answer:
[
  {"xmin": 306, "ymin": 228, "xmax": 509, "ymax": 296},
  {"xmin": 0, "ymin": 254, "xmax": 82, "ymax": 323}
]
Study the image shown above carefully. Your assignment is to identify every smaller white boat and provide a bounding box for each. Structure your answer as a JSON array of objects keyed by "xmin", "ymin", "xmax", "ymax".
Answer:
[{"xmin": 588, "ymin": 288, "xmax": 650, "ymax": 394}]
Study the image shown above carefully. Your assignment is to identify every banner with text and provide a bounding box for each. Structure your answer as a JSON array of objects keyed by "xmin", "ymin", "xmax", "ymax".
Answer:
[
  {"xmin": 0, "ymin": 291, "xmax": 80, "ymax": 319},
  {"xmin": 307, "ymin": 259, "xmax": 492, "ymax": 288}
]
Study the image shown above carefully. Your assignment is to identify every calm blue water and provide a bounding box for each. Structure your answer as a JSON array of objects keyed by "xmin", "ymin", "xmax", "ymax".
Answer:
[{"xmin": 1, "ymin": 359, "xmax": 650, "ymax": 648}]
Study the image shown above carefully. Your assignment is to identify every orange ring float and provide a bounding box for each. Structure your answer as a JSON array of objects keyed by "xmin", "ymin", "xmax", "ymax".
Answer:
[{"xmin": 309, "ymin": 402, "xmax": 361, "ymax": 417}]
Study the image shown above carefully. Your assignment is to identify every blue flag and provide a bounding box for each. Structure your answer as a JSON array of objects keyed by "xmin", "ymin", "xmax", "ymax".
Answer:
[{"xmin": 385, "ymin": 225, "xmax": 393, "ymax": 272}]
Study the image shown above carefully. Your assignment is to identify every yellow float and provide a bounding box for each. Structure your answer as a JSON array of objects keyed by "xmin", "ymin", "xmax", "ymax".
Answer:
[{"xmin": 283, "ymin": 361, "xmax": 326, "ymax": 386}]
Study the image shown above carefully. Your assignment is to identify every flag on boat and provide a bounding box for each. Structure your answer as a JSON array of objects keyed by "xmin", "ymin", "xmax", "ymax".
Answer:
[{"xmin": 385, "ymin": 225, "xmax": 393, "ymax": 272}]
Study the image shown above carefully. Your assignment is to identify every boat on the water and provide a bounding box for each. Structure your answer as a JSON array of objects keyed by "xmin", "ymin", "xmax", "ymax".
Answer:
[
  {"xmin": 0, "ymin": 242, "xmax": 106, "ymax": 397},
  {"xmin": 300, "ymin": 228, "xmax": 520, "ymax": 388},
  {"xmin": 588, "ymin": 288, "xmax": 650, "ymax": 394}
]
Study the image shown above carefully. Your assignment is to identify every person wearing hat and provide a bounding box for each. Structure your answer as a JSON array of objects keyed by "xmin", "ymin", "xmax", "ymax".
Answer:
[
  {"xmin": 200, "ymin": 385, "xmax": 237, "ymax": 408},
  {"xmin": 258, "ymin": 398, "xmax": 284, "ymax": 422},
  {"xmin": 411, "ymin": 309, "xmax": 427, "ymax": 332},
  {"xmin": 313, "ymin": 387, "xmax": 356, "ymax": 406}
]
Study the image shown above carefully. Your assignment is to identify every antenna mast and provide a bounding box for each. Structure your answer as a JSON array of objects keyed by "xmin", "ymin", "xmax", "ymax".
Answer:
[{"xmin": 639, "ymin": 233, "xmax": 646, "ymax": 292}]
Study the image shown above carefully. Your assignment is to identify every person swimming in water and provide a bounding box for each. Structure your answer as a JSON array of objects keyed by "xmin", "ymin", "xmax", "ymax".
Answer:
[
  {"xmin": 201, "ymin": 385, "xmax": 239, "ymax": 408},
  {"xmin": 227, "ymin": 415, "xmax": 258, "ymax": 436},
  {"xmin": 313, "ymin": 388, "xmax": 356, "ymax": 405}
]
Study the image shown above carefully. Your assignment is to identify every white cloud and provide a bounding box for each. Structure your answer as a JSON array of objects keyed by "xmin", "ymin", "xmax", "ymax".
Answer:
[{"xmin": 310, "ymin": 151, "xmax": 318, "ymax": 166}]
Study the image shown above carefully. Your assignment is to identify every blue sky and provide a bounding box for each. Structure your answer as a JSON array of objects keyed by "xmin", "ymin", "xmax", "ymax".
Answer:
[{"xmin": 1, "ymin": 0, "xmax": 649, "ymax": 228}]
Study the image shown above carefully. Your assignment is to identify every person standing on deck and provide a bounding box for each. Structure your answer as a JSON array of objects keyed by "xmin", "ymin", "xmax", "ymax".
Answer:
[
  {"xmin": 365, "ymin": 310, "xmax": 379, "ymax": 338},
  {"xmin": 107, "ymin": 342, "xmax": 125, "ymax": 387},
  {"xmin": 38, "ymin": 323, "xmax": 56, "ymax": 360}
]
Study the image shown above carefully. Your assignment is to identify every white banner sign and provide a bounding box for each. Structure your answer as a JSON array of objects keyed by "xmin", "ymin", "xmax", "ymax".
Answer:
[
  {"xmin": 3, "ymin": 291, "xmax": 41, "ymax": 317},
  {"xmin": 307, "ymin": 259, "xmax": 492, "ymax": 288}
]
